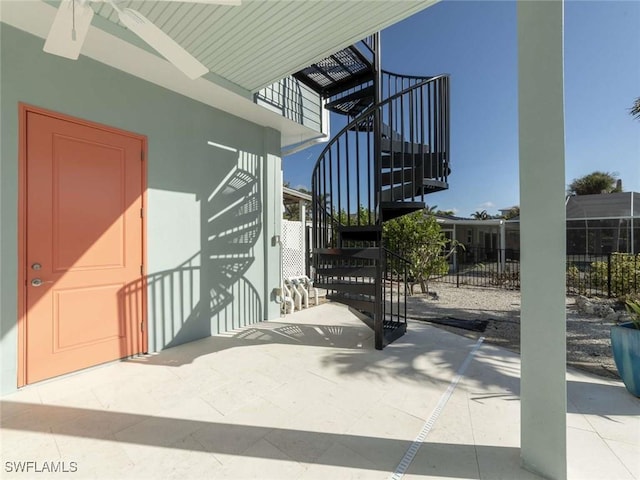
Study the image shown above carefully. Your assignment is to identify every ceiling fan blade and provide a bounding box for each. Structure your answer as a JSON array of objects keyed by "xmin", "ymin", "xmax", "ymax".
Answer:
[
  {"xmin": 90, "ymin": 0, "xmax": 241, "ymax": 3},
  {"xmin": 182, "ymin": 0, "xmax": 241, "ymax": 4},
  {"xmin": 117, "ymin": 8, "xmax": 208, "ymax": 80},
  {"xmin": 43, "ymin": 0, "xmax": 94, "ymax": 60}
]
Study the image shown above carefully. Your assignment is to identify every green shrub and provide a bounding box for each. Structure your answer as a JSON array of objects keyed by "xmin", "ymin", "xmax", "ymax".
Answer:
[
  {"xmin": 566, "ymin": 263, "xmax": 586, "ymax": 294},
  {"xmin": 591, "ymin": 253, "xmax": 639, "ymax": 297},
  {"xmin": 383, "ymin": 210, "xmax": 459, "ymax": 294}
]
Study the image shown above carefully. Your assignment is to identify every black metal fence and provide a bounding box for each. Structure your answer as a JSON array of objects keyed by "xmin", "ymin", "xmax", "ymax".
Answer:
[
  {"xmin": 383, "ymin": 248, "xmax": 408, "ymax": 330},
  {"xmin": 432, "ymin": 247, "xmax": 520, "ymax": 290},
  {"xmin": 432, "ymin": 247, "xmax": 639, "ymax": 298},
  {"xmin": 566, "ymin": 252, "xmax": 639, "ymax": 297}
]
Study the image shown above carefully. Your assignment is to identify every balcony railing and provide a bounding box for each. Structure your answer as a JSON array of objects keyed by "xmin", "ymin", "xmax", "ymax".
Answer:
[{"xmin": 255, "ymin": 77, "xmax": 323, "ymax": 132}]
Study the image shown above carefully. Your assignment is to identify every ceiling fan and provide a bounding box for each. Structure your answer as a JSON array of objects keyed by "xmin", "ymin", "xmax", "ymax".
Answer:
[{"xmin": 43, "ymin": 0, "xmax": 240, "ymax": 79}]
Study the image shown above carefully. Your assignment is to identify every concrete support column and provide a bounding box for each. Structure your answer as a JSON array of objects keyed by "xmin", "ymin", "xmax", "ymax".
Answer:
[
  {"xmin": 518, "ymin": 1, "xmax": 567, "ymax": 479},
  {"xmin": 299, "ymin": 200, "xmax": 306, "ymax": 225}
]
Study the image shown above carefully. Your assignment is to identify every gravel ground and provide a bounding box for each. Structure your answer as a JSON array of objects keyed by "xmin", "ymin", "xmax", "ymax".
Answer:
[{"xmin": 404, "ymin": 282, "xmax": 620, "ymax": 379}]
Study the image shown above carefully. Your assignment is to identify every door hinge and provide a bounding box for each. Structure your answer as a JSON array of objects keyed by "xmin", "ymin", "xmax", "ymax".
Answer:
[
  {"xmin": 141, "ymin": 321, "xmax": 144, "ymax": 332},
  {"xmin": 140, "ymin": 208, "xmax": 144, "ymax": 218},
  {"xmin": 141, "ymin": 150, "xmax": 144, "ymax": 161},
  {"xmin": 140, "ymin": 265, "xmax": 144, "ymax": 275}
]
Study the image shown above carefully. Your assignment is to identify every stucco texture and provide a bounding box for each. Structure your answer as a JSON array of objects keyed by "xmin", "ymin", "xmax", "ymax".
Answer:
[{"xmin": 0, "ymin": 24, "xmax": 282, "ymax": 394}]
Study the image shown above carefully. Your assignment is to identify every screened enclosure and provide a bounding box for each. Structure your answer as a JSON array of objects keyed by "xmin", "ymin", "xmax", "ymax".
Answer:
[
  {"xmin": 565, "ymin": 192, "xmax": 639, "ymax": 255},
  {"xmin": 495, "ymin": 192, "xmax": 639, "ymax": 254}
]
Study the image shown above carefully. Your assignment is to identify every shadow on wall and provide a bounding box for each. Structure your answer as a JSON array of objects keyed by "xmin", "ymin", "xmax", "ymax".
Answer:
[{"xmin": 120, "ymin": 153, "xmax": 263, "ymax": 351}]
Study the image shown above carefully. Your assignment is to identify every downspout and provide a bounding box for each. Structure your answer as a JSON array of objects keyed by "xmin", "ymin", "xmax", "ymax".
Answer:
[{"xmin": 281, "ymin": 96, "xmax": 331, "ymax": 156}]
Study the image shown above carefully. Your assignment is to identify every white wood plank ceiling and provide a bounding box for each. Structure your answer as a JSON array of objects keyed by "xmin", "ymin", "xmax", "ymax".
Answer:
[{"xmin": 91, "ymin": 0, "xmax": 439, "ymax": 92}]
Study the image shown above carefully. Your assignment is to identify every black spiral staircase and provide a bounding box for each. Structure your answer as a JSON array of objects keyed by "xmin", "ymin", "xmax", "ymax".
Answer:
[{"xmin": 296, "ymin": 34, "xmax": 450, "ymax": 349}]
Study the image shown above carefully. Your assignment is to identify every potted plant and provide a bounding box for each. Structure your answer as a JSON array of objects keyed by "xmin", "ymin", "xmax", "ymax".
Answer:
[{"xmin": 610, "ymin": 300, "xmax": 640, "ymax": 397}]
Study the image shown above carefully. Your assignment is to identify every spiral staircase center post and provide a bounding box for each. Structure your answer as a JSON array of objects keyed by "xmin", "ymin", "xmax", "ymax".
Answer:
[{"xmin": 372, "ymin": 32, "xmax": 385, "ymax": 350}]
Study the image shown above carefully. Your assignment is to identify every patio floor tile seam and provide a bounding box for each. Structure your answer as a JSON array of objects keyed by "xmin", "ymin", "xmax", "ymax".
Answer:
[
  {"xmin": 239, "ymin": 434, "xmax": 307, "ymax": 470},
  {"xmin": 380, "ymin": 400, "xmax": 438, "ymax": 424},
  {"xmin": 587, "ymin": 422, "xmax": 640, "ymax": 448},
  {"xmin": 333, "ymin": 435, "xmax": 414, "ymax": 473},
  {"xmin": 464, "ymin": 387, "xmax": 483, "ymax": 480},
  {"xmin": 566, "ymin": 423, "xmax": 601, "ymax": 435},
  {"xmin": 602, "ymin": 438, "xmax": 640, "ymax": 478},
  {"xmin": 171, "ymin": 431, "xmax": 227, "ymax": 468},
  {"xmin": 384, "ymin": 338, "xmax": 486, "ymax": 479},
  {"xmin": 597, "ymin": 438, "xmax": 638, "ymax": 480},
  {"xmin": 50, "ymin": 431, "xmax": 64, "ymax": 460},
  {"xmin": 576, "ymin": 405, "xmax": 638, "ymax": 446}
]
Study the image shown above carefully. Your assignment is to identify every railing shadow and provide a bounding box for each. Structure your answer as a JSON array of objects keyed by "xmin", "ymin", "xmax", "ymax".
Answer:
[
  {"xmin": 119, "ymin": 157, "xmax": 264, "ymax": 354},
  {"xmin": 127, "ymin": 320, "xmax": 374, "ymax": 368}
]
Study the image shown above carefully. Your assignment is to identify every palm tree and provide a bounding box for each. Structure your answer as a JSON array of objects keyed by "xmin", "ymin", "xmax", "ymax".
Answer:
[
  {"xmin": 631, "ymin": 97, "xmax": 640, "ymax": 120},
  {"xmin": 471, "ymin": 210, "xmax": 489, "ymax": 220},
  {"xmin": 424, "ymin": 205, "xmax": 438, "ymax": 215},
  {"xmin": 567, "ymin": 171, "xmax": 621, "ymax": 195},
  {"xmin": 436, "ymin": 209, "xmax": 456, "ymax": 217}
]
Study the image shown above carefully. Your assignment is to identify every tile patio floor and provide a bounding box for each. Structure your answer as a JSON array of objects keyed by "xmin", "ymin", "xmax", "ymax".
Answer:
[{"xmin": 1, "ymin": 302, "xmax": 638, "ymax": 479}]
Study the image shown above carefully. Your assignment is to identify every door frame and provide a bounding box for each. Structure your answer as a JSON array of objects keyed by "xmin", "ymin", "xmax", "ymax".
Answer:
[{"xmin": 17, "ymin": 103, "xmax": 148, "ymax": 387}]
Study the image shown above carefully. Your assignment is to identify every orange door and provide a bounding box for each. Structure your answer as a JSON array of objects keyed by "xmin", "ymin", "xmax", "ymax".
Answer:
[{"xmin": 23, "ymin": 109, "xmax": 145, "ymax": 385}]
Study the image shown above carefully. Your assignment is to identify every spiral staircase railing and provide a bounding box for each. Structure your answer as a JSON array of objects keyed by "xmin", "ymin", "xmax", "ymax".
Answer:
[{"xmin": 309, "ymin": 46, "xmax": 450, "ymax": 349}]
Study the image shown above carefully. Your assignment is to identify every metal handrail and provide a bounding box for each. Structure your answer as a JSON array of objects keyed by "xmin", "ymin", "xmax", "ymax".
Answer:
[
  {"xmin": 381, "ymin": 70, "xmax": 433, "ymax": 81},
  {"xmin": 314, "ymin": 74, "xmax": 449, "ymax": 175},
  {"xmin": 383, "ymin": 247, "xmax": 410, "ymax": 264},
  {"xmin": 312, "ymin": 73, "xmax": 450, "ymax": 247}
]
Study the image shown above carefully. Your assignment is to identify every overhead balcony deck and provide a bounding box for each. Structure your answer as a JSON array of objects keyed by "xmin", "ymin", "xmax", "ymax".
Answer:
[{"xmin": 293, "ymin": 45, "xmax": 374, "ymax": 98}]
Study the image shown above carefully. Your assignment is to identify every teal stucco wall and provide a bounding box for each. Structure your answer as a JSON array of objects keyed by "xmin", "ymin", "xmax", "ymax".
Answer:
[{"xmin": 0, "ymin": 24, "xmax": 283, "ymax": 394}]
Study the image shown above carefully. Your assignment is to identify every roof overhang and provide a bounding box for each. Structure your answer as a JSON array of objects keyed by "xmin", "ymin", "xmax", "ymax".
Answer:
[
  {"xmin": 436, "ymin": 218, "xmax": 506, "ymax": 227},
  {"xmin": 283, "ymin": 187, "xmax": 311, "ymax": 203},
  {"xmin": 1, "ymin": 0, "xmax": 440, "ymax": 148}
]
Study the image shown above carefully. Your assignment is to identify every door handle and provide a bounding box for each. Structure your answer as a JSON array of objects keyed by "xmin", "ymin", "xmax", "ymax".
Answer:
[{"xmin": 31, "ymin": 278, "xmax": 53, "ymax": 287}]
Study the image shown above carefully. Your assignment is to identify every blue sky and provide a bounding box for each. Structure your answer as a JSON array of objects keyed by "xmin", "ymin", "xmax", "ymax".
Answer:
[{"xmin": 283, "ymin": 0, "xmax": 640, "ymax": 218}]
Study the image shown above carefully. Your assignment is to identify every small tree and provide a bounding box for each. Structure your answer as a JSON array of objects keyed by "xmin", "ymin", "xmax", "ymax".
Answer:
[
  {"xmin": 383, "ymin": 210, "xmax": 460, "ymax": 294},
  {"xmin": 335, "ymin": 205, "xmax": 374, "ymax": 226},
  {"xmin": 502, "ymin": 206, "xmax": 520, "ymax": 220}
]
